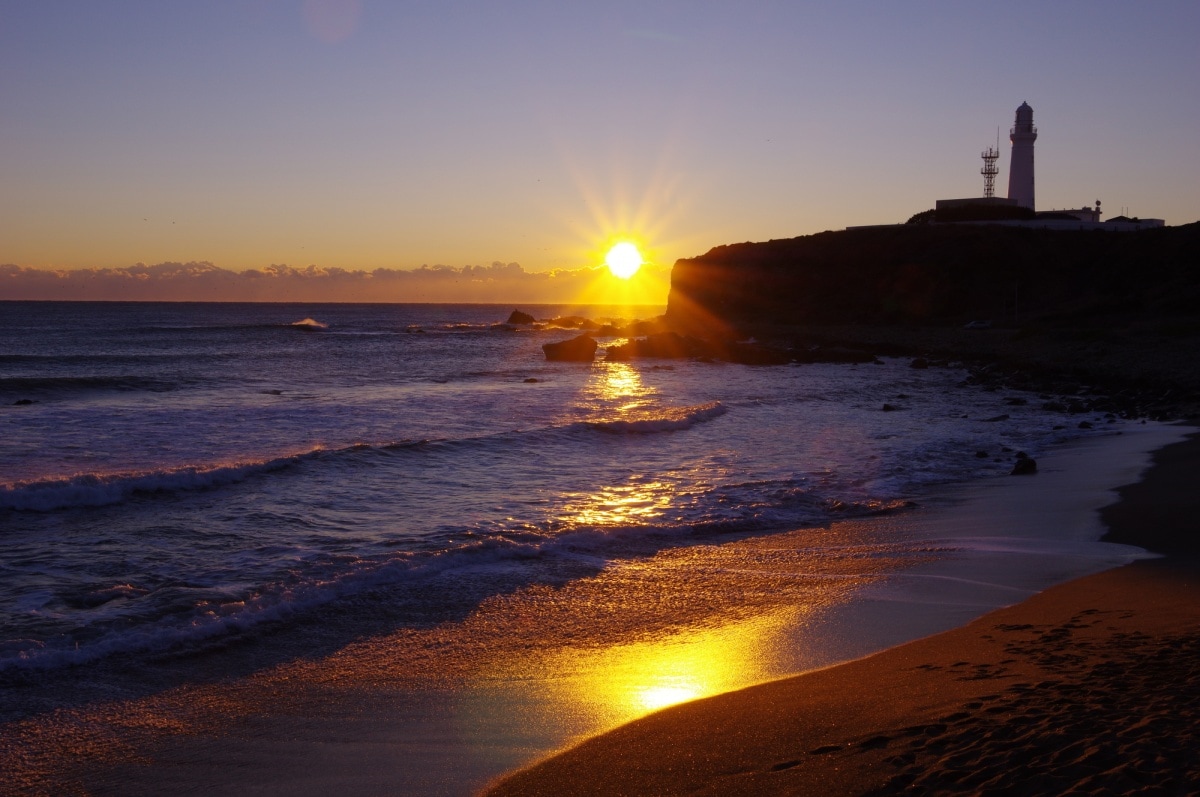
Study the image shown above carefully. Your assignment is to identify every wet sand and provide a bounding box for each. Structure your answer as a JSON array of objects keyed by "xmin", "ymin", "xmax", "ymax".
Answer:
[
  {"xmin": 487, "ymin": 428, "xmax": 1200, "ymax": 796},
  {"xmin": 2, "ymin": 428, "xmax": 1193, "ymax": 796}
]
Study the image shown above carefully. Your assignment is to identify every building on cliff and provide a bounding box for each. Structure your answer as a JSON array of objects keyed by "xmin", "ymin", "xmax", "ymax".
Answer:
[
  {"xmin": 927, "ymin": 102, "xmax": 1164, "ymax": 230},
  {"xmin": 1007, "ymin": 101, "xmax": 1037, "ymax": 210}
]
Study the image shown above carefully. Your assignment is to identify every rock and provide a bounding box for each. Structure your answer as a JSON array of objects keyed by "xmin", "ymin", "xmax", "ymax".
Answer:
[
  {"xmin": 606, "ymin": 332, "xmax": 712, "ymax": 360},
  {"xmin": 975, "ymin": 450, "xmax": 989, "ymax": 458},
  {"xmin": 1010, "ymin": 456, "xmax": 1038, "ymax": 475},
  {"xmin": 547, "ymin": 315, "xmax": 597, "ymax": 330},
  {"xmin": 1078, "ymin": 420, "xmax": 1094, "ymax": 429},
  {"xmin": 724, "ymin": 341, "xmax": 793, "ymax": 365},
  {"xmin": 882, "ymin": 403, "xmax": 902, "ymax": 412},
  {"xmin": 910, "ymin": 358, "xmax": 929, "ymax": 369},
  {"xmin": 794, "ymin": 347, "xmax": 876, "ymax": 364},
  {"xmin": 981, "ymin": 414, "xmax": 1011, "ymax": 422},
  {"xmin": 542, "ymin": 334, "xmax": 597, "ymax": 362},
  {"xmin": 1004, "ymin": 397, "xmax": 1028, "ymax": 406},
  {"xmin": 506, "ymin": 309, "xmax": 536, "ymax": 325},
  {"xmin": 13, "ymin": 398, "xmax": 35, "ymax": 405},
  {"xmin": 523, "ymin": 378, "xmax": 539, "ymax": 383}
]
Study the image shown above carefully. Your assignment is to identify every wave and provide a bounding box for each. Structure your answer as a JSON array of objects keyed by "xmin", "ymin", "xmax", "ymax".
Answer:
[
  {"xmin": 0, "ymin": 454, "xmax": 316, "ymax": 512},
  {"xmin": 1, "ymin": 404, "xmax": 727, "ymax": 512},
  {"xmin": 583, "ymin": 401, "xmax": 727, "ymax": 434},
  {"xmin": 0, "ymin": 484, "xmax": 911, "ymax": 674},
  {"xmin": 0, "ymin": 353, "xmax": 220, "ymax": 365},
  {"xmin": 0, "ymin": 375, "xmax": 184, "ymax": 397},
  {"xmin": 290, "ymin": 318, "xmax": 328, "ymax": 331},
  {"xmin": 116, "ymin": 320, "xmax": 334, "ymax": 334}
]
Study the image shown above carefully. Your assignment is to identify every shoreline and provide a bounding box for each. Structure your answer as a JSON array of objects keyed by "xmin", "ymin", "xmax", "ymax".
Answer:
[
  {"xmin": 486, "ymin": 426, "xmax": 1200, "ymax": 795},
  {"xmin": 1, "ymin": 425, "xmax": 1189, "ymax": 796}
]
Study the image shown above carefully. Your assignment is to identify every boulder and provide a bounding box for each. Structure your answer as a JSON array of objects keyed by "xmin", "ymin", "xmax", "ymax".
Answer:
[
  {"xmin": 724, "ymin": 341, "xmax": 793, "ymax": 365},
  {"xmin": 506, "ymin": 309, "xmax": 536, "ymax": 325},
  {"xmin": 606, "ymin": 332, "xmax": 712, "ymax": 360},
  {"xmin": 547, "ymin": 315, "xmax": 598, "ymax": 330},
  {"xmin": 794, "ymin": 346, "xmax": 877, "ymax": 364},
  {"xmin": 1010, "ymin": 453, "xmax": 1038, "ymax": 475},
  {"xmin": 542, "ymin": 334, "xmax": 597, "ymax": 362}
]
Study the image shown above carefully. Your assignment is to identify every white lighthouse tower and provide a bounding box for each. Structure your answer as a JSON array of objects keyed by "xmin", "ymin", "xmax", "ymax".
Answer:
[{"xmin": 1007, "ymin": 101, "xmax": 1037, "ymax": 210}]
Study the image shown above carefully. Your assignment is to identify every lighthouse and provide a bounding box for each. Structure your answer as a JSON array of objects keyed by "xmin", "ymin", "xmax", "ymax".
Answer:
[{"xmin": 1007, "ymin": 101, "xmax": 1037, "ymax": 210}]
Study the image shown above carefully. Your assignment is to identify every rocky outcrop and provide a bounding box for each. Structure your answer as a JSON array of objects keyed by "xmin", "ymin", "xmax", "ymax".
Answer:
[
  {"xmin": 666, "ymin": 222, "xmax": 1200, "ymax": 334},
  {"xmin": 605, "ymin": 332, "xmax": 711, "ymax": 361},
  {"xmin": 1010, "ymin": 453, "xmax": 1038, "ymax": 475},
  {"xmin": 792, "ymin": 346, "xmax": 877, "ymax": 364},
  {"xmin": 506, "ymin": 309, "xmax": 536, "ymax": 325},
  {"xmin": 542, "ymin": 334, "xmax": 597, "ymax": 362}
]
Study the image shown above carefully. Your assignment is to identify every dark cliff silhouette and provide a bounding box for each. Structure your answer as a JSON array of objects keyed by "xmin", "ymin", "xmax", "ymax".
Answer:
[{"xmin": 665, "ymin": 222, "xmax": 1200, "ymax": 334}]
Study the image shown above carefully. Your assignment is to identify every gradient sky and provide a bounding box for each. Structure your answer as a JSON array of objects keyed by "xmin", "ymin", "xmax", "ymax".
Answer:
[{"xmin": 2, "ymin": 1, "xmax": 1198, "ymax": 302}]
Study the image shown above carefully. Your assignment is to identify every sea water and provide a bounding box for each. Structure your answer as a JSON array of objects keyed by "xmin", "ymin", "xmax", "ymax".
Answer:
[{"xmin": 0, "ymin": 301, "xmax": 1163, "ymax": 784}]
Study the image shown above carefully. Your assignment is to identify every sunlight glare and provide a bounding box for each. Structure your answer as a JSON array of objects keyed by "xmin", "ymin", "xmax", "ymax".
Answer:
[
  {"xmin": 531, "ymin": 606, "xmax": 803, "ymax": 730},
  {"xmin": 604, "ymin": 242, "xmax": 643, "ymax": 279}
]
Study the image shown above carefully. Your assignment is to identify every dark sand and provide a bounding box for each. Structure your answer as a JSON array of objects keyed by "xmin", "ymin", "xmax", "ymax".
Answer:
[{"xmin": 487, "ymin": 429, "xmax": 1200, "ymax": 796}]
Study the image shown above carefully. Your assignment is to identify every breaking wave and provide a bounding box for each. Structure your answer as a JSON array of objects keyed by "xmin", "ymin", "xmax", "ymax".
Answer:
[{"xmin": 0, "ymin": 454, "xmax": 315, "ymax": 512}]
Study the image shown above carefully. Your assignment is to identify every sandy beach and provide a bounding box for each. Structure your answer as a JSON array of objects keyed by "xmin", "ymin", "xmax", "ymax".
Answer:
[
  {"xmin": 488, "ymin": 428, "xmax": 1200, "ymax": 796},
  {"xmin": 2, "ymin": 424, "xmax": 1193, "ymax": 796}
]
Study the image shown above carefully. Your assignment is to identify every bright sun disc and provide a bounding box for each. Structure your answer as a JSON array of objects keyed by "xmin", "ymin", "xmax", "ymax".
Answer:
[{"xmin": 605, "ymin": 243, "xmax": 643, "ymax": 279}]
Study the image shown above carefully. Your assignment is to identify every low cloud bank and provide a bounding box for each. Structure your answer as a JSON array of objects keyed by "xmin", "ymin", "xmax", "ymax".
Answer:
[{"xmin": 0, "ymin": 261, "xmax": 667, "ymax": 303}]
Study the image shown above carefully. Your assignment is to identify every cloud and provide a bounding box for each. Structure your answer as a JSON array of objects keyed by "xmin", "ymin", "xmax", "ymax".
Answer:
[{"xmin": 0, "ymin": 261, "xmax": 671, "ymax": 304}]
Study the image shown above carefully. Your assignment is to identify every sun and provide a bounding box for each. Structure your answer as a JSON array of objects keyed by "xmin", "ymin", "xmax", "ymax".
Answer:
[{"xmin": 604, "ymin": 242, "xmax": 643, "ymax": 279}]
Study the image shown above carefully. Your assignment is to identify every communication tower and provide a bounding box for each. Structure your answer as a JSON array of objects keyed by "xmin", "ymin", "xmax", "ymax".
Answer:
[{"xmin": 980, "ymin": 146, "xmax": 1000, "ymax": 198}]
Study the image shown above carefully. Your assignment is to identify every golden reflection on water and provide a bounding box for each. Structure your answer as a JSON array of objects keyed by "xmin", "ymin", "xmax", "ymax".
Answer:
[
  {"xmin": 561, "ymin": 481, "xmax": 673, "ymax": 527},
  {"xmin": 532, "ymin": 606, "xmax": 802, "ymax": 731},
  {"xmin": 582, "ymin": 360, "xmax": 655, "ymax": 414}
]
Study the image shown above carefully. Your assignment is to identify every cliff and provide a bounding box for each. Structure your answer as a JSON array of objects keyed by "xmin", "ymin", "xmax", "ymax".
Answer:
[
  {"xmin": 666, "ymin": 222, "xmax": 1200, "ymax": 334},
  {"xmin": 663, "ymin": 222, "xmax": 1200, "ymax": 409}
]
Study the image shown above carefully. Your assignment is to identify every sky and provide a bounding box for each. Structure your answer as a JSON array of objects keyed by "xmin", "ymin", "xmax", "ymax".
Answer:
[{"xmin": 2, "ymin": 0, "xmax": 1198, "ymax": 303}]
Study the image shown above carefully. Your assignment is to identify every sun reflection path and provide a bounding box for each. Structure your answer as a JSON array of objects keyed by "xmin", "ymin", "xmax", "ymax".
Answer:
[
  {"xmin": 535, "ymin": 606, "xmax": 803, "ymax": 730},
  {"xmin": 585, "ymin": 360, "xmax": 652, "ymax": 408},
  {"xmin": 561, "ymin": 481, "xmax": 674, "ymax": 528},
  {"xmin": 560, "ymin": 362, "xmax": 673, "ymax": 528},
  {"xmin": 579, "ymin": 360, "xmax": 656, "ymax": 416}
]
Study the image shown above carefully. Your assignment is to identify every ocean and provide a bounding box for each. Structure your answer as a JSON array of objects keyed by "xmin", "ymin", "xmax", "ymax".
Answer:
[{"xmin": 0, "ymin": 301, "xmax": 1173, "ymax": 794}]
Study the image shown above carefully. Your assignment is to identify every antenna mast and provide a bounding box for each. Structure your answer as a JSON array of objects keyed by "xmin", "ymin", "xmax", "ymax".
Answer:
[{"xmin": 981, "ymin": 145, "xmax": 1000, "ymax": 198}]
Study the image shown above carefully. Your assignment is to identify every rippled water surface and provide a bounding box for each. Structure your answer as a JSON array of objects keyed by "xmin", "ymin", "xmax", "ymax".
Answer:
[{"xmin": 0, "ymin": 301, "xmax": 1123, "ymax": 692}]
